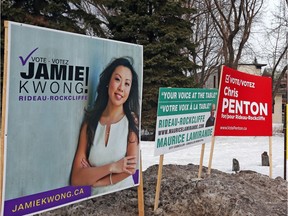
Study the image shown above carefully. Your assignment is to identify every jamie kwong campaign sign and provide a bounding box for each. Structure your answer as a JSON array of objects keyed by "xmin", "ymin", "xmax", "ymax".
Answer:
[
  {"xmin": 214, "ymin": 66, "xmax": 272, "ymax": 136},
  {"xmin": 1, "ymin": 21, "xmax": 143, "ymax": 216},
  {"xmin": 154, "ymin": 88, "xmax": 218, "ymax": 156}
]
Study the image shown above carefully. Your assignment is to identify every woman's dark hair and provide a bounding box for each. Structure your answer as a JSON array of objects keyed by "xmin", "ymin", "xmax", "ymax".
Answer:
[{"xmin": 84, "ymin": 57, "xmax": 139, "ymax": 156}]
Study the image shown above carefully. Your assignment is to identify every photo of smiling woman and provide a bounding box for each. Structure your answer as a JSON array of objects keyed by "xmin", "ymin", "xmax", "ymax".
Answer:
[{"xmin": 71, "ymin": 57, "xmax": 140, "ymax": 196}]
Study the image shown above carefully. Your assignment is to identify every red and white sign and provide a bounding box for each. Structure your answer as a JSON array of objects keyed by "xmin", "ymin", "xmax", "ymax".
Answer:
[{"xmin": 214, "ymin": 66, "xmax": 272, "ymax": 136}]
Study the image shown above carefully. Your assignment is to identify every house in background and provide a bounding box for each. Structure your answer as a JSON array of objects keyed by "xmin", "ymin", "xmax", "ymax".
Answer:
[
  {"xmin": 204, "ymin": 62, "xmax": 285, "ymax": 130},
  {"xmin": 204, "ymin": 62, "xmax": 267, "ymax": 88},
  {"xmin": 262, "ymin": 67, "xmax": 287, "ymax": 127}
]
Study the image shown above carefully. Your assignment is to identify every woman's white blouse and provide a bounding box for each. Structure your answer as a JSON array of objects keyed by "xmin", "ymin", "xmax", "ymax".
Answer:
[{"xmin": 88, "ymin": 115, "xmax": 135, "ymax": 196}]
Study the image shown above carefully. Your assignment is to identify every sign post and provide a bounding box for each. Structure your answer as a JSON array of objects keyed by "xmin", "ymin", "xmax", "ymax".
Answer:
[
  {"xmin": 154, "ymin": 154, "xmax": 164, "ymax": 211},
  {"xmin": 137, "ymin": 151, "xmax": 145, "ymax": 216},
  {"xmin": 207, "ymin": 137, "xmax": 216, "ymax": 175},
  {"xmin": 209, "ymin": 66, "xmax": 273, "ymax": 176},
  {"xmin": 198, "ymin": 143, "xmax": 206, "ymax": 178},
  {"xmin": 153, "ymin": 87, "xmax": 217, "ymax": 210},
  {"xmin": 0, "ymin": 21, "xmax": 10, "ymax": 214}
]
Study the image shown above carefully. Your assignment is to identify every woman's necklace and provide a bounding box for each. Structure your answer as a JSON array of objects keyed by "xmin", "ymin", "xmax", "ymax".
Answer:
[
  {"xmin": 101, "ymin": 107, "xmax": 124, "ymax": 147},
  {"xmin": 105, "ymin": 124, "xmax": 111, "ymax": 147}
]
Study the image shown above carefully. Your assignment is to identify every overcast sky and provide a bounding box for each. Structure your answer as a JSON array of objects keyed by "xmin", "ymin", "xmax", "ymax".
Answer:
[{"xmin": 248, "ymin": 0, "xmax": 285, "ymax": 68}]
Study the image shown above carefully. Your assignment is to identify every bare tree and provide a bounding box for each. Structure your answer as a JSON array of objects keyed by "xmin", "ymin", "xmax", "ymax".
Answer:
[
  {"xmin": 185, "ymin": 0, "xmax": 222, "ymax": 87},
  {"xmin": 204, "ymin": 0, "xmax": 264, "ymax": 69},
  {"xmin": 271, "ymin": 1, "xmax": 288, "ymax": 100},
  {"xmin": 74, "ymin": 0, "xmax": 111, "ymax": 37},
  {"xmin": 262, "ymin": 0, "xmax": 287, "ymax": 100}
]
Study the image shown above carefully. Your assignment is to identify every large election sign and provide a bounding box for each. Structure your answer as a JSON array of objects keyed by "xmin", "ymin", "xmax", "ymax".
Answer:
[
  {"xmin": 154, "ymin": 88, "xmax": 218, "ymax": 156},
  {"xmin": 1, "ymin": 21, "xmax": 143, "ymax": 216},
  {"xmin": 214, "ymin": 66, "xmax": 272, "ymax": 136}
]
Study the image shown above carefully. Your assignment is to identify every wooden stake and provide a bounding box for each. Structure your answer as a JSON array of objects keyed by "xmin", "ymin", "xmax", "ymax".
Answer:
[
  {"xmin": 198, "ymin": 143, "xmax": 205, "ymax": 178},
  {"xmin": 269, "ymin": 136, "xmax": 272, "ymax": 178},
  {"xmin": 1, "ymin": 20, "xmax": 9, "ymax": 214},
  {"xmin": 154, "ymin": 154, "xmax": 164, "ymax": 211},
  {"xmin": 207, "ymin": 136, "xmax": 215, "ymax": 174},
  {"xmin": 137, "ymin": 151, "xmax": 144, "ymax": 216}
]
